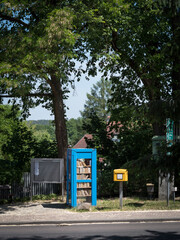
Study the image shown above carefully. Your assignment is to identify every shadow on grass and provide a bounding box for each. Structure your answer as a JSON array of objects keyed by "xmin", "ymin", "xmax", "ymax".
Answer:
[
  {"xmin": 95, "ymin": 206, "xmax": 116, "ymax": 211},
  {"xmin": 125, "ymin": 202, "xmax": 144, "ymax": 208}
]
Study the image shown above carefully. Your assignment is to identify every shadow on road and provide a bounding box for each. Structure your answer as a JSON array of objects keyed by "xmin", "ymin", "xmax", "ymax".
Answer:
[{"xmin": 0, "ymin": 230, "xmax": 179, "ymax": 240}]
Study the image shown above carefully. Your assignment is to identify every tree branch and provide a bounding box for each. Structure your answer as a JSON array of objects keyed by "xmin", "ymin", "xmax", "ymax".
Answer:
[
  {"xmin": 111, "ymin": 30, "xmax": 156, "ymax": 100},
  {"xmin": 28, "ymin": 6, "xmax": 40, "ymax": 23},
  {"xmin": 0, "ymin": 13, "xmax": 29, "ymax": 28},
  {"xmin": 0, "ymin": 93, "xmax": 52, "ymax": 98},
  {"xmin": 111, "ymin": 31, "xmax": 143, "ymax": 77}
]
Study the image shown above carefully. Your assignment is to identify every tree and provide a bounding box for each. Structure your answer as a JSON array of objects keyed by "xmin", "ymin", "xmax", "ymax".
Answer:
[
  {"xmin": 0, "ymin": 105, "xmax": 60, "ymax": 184},
  {"xmin": 0, "ymin": 105, "xmax": 14, "ymax": 159},
  {"xmin": 0, "ymin": 105, "xmax": 35, "ymax": 184},
  {"xmin": 81, "ymin": 77, "xmax": 112, "ymax": 119},
  {"xmin": 74, "ymin": 0, "xmax": 180, "ymax": 136},
  {"xmin": 0, "ymin": 1, "xmax": 80, "ymax": 163},
  {"xmin": 27, "ymin": 120, "xmax": 56, "ymax": 142},
  {"xmin": 66, "ymin": 118, "xmax": 86, "ymax": 146},
  {"xmin": 83, "ymin": 108, "xmax": 154, "ymax": 196}
]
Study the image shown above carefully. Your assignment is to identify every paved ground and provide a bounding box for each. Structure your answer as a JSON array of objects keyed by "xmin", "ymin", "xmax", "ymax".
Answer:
[{"xmin": 0, "ymin": 201, "xmax": 180, "ymax": 225}]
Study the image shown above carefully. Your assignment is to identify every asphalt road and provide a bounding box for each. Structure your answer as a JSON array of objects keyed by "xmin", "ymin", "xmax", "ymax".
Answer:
[{"xmin": 0, "ymin": 222, "xmax": 180, "ymax": 240}]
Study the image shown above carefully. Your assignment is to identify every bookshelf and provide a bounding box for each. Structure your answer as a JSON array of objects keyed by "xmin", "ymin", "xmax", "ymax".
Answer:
[{"xmin": 67, "ymin": 149, "xmax": 97, "ymax": 207}]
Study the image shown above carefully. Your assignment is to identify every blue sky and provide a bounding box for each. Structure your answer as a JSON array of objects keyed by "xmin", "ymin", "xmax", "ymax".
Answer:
[{"xmin": 27, "ymin": 74, "xmax": 99, "ymax": 120}]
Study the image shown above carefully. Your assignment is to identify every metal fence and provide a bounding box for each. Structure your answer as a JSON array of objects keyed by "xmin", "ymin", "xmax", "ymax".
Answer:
[
  {"xmin": 0, "ymin": 185, "xmax": 11, "ymax": 200},
  {"xmin": 0, "ymin": 172, "xmax": 60, "ymax": 200}
]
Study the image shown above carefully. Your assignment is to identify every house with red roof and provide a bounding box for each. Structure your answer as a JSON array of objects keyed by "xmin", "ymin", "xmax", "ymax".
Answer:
[{"xmin": 73, "ymin": 134, "xmax": 93, "ymax": 148}]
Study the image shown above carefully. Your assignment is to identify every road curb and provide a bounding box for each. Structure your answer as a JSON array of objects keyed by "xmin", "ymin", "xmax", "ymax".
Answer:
[{"xmin": 1, "ymin": 218, "xmax": 180, "ymax": 226}]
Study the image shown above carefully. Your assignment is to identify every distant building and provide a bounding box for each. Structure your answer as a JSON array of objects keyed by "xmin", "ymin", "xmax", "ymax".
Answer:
[
  {"xmin": 73, "ymin": 117, "xmax": 121, "ymax": 148},
  {"xmin": 73, "ymin": 134, "xmax": 93, "ymax": 148}
]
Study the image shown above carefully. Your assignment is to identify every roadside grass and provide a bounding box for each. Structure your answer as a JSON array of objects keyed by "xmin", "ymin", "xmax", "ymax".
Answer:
[
  {"xmin": 0, "ymin": 194, "xmax": 61, "ymax": 204},
  {"xmin": 1, "ymin": 194, "xmax": 180, "ymax": 212},
  {"xmin": 92, "ymin": 197, "xmax": 180, "ymax": 211}
]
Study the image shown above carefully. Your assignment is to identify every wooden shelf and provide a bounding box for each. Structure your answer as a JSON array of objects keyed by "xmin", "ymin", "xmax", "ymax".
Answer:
[
  {"xmin": 77, "ymin": 195, "xmax": 91, "ymax": 197},
  {"xmin": 77, "ymin": 165, "xmax": 91, "ymax": 168},
  {"xmin": 77, "ymin": 173, "xmax": 91, "ymax": 174}
]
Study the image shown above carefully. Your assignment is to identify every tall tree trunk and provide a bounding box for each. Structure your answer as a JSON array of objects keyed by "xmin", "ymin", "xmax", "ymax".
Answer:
[
  {"xmin": 171, "ymin": 5, "xmax": 180, "ymax": 118},
  {"xmin": 152, "ymin": 122, "xmax": 165, "ymax": 136},
  {"xmin": 50, "ymin": 76, "xmax": 68, "ymax": 176}
]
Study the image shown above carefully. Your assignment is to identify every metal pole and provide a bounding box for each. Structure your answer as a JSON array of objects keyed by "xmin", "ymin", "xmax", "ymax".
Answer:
[
  {"xmin": 119, "ymin": 182, "xmax": 123, "ymax": 209},
  {"xmin": 167, "ymin": 173, "xmax": 170, "ymax": 207},
  {"xmin": 61, "ymin": 159, "xmax": 64, "ymax": 202},
  {"xmin": 30, "ymin": 160, "xmax": 33, "ymax": 201},
  {"xmin": 62, "ymin": 181, "xmax": 64, "ymax": 202}
]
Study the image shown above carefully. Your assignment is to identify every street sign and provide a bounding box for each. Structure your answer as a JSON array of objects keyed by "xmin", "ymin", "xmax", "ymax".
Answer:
[{"xmin": 166, "ymin": 118, "xmax": 174, "ymax": 145}]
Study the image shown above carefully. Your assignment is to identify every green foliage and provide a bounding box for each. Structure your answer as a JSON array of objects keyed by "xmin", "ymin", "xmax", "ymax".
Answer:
[
  {"xmin": 66, "ymin": 118, "xmax": 86, "ymax": 146},
  {"xmin": 150, "ymin": 142, "xmax": 180, "ymax": 187},
  {"xmin": 81, "ymin": 78, "xmax": 112, "ymax": 120},
  {"xmin": 0, "ymin": 105, "xmax": 59, "ymax": 184},
  {"xmin": 32, "ymin": 193, "xmax": 59, "ymax": 201},
  {"xmin": 27, "ymin": 120, "xmax": 56, "ymax": 141},
  {"xmin": 33, "ymin": 139, "xmax": 58, "ymax": 158},
  {"xmin": 0, "ymin": 2, "xmax": 79, "ymax": 109},
  {"xmin": 97, "ymin": 169, "xmax": 118, "ymax": 197},
  {"xmin": 27, "ymin": 118, "xmax": 86, "ymax": 147},
  {"xmin": 0, "ymin": 1, "xmax": 81, "ymax": 159},
  {"xmin": 0, "ymin": 105, "xmax": 14, "ymax": 158},
  {"xmin": 75, "ymin": 0, "xmax": 180, "ymax": 134},
  {"xmin": 81, "ymin": 73, "xmax": 154, "ymax": 196},
  {"xmin": 0, "ymin": 105, "xmax": 35, "ymax": 184},
  {"xmin": 27, "ymin": 117, "xmax": 86, "ymax": 148},
  {"xmin": 83, "ymin": 107, "xmax": 154, "ymax": 196}
]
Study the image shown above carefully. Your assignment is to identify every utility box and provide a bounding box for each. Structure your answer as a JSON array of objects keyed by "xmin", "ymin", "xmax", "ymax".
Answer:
[
  {"xmin": 66, "ymin": 149, "xmax": 97, "ymax": 207},
  {"xmin": 113, "ymin": 169, "xmax": 128, "ymax": 182}
]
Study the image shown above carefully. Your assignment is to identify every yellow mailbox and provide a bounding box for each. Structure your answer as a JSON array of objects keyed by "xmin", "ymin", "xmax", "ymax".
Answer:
[{"xmin": 113, "ymin": 169, "xmax": 128, "ymax": 181}]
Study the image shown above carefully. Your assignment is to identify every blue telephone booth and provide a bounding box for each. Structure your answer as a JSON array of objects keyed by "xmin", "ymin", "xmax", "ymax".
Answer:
[{"xmin": 67, "ymin": 148, "xmax": 97, "ymax": 207}]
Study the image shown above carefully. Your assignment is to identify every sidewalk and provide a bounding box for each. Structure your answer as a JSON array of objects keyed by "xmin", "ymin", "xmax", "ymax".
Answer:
[{"xmin": 0, "ymin": 201, "xmax": 180, "ymax": 225}]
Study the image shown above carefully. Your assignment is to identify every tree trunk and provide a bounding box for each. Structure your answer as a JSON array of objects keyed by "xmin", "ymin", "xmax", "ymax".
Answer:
[
  {"xmin": 171, "ymin": 7, "xmax": 180, "ymax": 118},
  {"xmin": 152, "ymin": 122, "xmax": 165, "ymax": 136},
  {"xmin": 50, "ymin": 76, "xmax": 68, "ymax": 176}
]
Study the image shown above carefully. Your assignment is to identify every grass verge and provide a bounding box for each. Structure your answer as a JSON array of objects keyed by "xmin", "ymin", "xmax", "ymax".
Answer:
[
  {"xmin": 93, "ymin": 197, "xmax": 180, "ymax": 211},
  {"xmin": 72, "ymin": 197, "xmax": 180, "ymax": 212}
]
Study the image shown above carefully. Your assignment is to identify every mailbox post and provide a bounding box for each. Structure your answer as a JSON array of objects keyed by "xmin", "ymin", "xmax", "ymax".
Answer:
[{"xmin": 113, "ymin": 169, "xmax": 128, "ymax": 209}]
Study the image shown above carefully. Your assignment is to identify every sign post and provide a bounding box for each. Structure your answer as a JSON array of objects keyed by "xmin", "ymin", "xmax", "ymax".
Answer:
[
  {"xmin": 113, "ymin": 169, "xmax": 128, "ymax": 209},
  {"xmin": 166, "ymin": 118, "xmax": 174, "ymax": 206},
  {"xmin": 119, "ymin": 182, "xmax": 123, "ymax": 209},
  {"xmin": 166, "ymin": 118, "xmax": 174, "ymax": 152}
]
